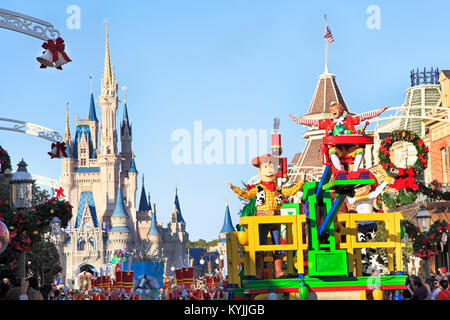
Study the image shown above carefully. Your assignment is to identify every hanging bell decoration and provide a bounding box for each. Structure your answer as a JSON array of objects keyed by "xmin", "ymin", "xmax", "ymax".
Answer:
[
  {"xmin": 54, "ymin": 37, "xmax": 72, "ymax": 70},
  {"xmin": 37, "ymin": 37, "xmax": 71, "ymax": 70},
  {"xmin": 48, "ymin": 141, "xmax": 67, "ymax": 159},
  {"xmin": 36, "ymin": 48, "xmax": 55, "ymax": 68}
]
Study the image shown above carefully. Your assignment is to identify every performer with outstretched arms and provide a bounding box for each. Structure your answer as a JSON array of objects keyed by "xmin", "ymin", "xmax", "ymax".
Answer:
[{"xmin": 289, "ymin": 101, "xmax": 389, "ymax": 178}]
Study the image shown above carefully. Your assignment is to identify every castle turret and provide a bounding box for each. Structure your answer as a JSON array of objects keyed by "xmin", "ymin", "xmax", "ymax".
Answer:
[
  {"xmin": 147, "ymin": 202, "xmax": 161, "ymax": 257},
  {"xmin": 97, "ymin": 23, "xmax": 120, "ymax": 212},
  {"xmin": 108, "ymin": 187, "xmax": 132, "ymax": 250},
  {"xmin": 120, "ymin": 89, "xmax": 133, "ymax": 173},
  {"xmin": 88, "ymin": 77, "xmax": 99, "ymax": 152},
  {"xmin": 61, "ymin": 103, "xmax": 75, "ymax": 203}
]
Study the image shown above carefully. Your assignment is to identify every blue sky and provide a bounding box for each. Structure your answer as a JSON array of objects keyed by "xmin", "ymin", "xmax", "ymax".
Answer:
[{"xmin": 0, "ymin": 0, "xmax": 448, "ymax": 241}]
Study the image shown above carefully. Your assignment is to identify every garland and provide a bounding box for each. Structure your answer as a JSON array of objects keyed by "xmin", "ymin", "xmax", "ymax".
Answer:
[
  {"xmin": 379, "ymin": 189, "xmax": 417, "ymax": 210},
  {"xmin": 417, "ymin": 181, "xmax": 450, "ymax": 201},
  {"xmin": 0, "ymin": 198, "xmax": 72, "ymax": 272},
  {"xmin": 401, "ymin": 220, "xmax": 450, "ymax": 259},
  {"xmin": 0, "ymin": 146, "xmax": 11, "ymax": 174}
]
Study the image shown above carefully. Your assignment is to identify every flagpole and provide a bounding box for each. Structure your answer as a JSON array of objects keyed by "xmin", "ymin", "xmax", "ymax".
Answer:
[{"xmin": 324, "ymin": 14, "xmax": 329, "ymax": 74}]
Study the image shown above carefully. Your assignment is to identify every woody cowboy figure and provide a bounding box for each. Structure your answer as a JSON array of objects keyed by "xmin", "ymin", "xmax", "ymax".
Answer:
[
  {"xmin": 225, "ymin": 154, "xmax": 305, "ymax": 279},
  {"xmin": 289, "ymin": 101, "xmax": 389, "ymax": 179}
]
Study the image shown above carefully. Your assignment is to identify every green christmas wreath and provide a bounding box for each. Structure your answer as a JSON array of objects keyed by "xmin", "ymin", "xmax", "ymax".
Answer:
[{"xmin": 378, "ymin": 129, "xmax": 428, "ymax": 176}]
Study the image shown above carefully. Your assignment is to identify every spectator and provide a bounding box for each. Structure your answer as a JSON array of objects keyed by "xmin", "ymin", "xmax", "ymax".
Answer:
[
  {"xmin": 5, "ymin": 277, "xmax": 29, "ymax": 300},
  {"xmin": 40, "ymin": 284, "xmax": 52, "ymax": 300},
  {"xmin": 406, "ymin": 276, "xmax": 429, "ymax": 300},
  {"xmin": 26, "ymin": 277, "xmax": 43, "ymax": 300},
  {"xmin": 435, "ymin": 279, "xmax": 450, "ymax": 300},
  {"xmin": 0, "ymin": 280, "xmax": 10, "ymax": 300},
  {"xmin": 430, "ymin": 276, "xmax": 442, "ymax": 300},
  {"xmin": 403, "ymin": 276, "xmax": 412, "ymax": 299}
]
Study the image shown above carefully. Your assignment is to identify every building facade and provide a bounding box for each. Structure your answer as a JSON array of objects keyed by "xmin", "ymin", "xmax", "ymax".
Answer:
[{"xmin": 57, "ymin": 26, "xmax": 188, "ymax": 287}]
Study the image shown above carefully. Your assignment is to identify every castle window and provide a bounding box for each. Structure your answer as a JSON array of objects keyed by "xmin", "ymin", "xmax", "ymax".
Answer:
[
  {"xmin": 81, "ymin": 148, "xmax": 86, "ymax": 154},
  {"xmin": 89, "ymin": 238, "xmax": 97, "ymax": 250},
  {"xmin": 81, "ymin": 159, "xmax": 86, "ymax": 166},
  {"xmin": 77, "ymin": 238, "xmax": 86, "ymax": 251}
]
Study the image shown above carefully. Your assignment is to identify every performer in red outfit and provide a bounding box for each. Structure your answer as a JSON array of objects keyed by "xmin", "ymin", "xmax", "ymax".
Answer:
[{"xmin": 289, "ymin": 102, "xmax": 389, "ymax": 176}]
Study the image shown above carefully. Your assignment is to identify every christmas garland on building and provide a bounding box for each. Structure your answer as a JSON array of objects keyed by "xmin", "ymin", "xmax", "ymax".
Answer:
[
  {"xmin": 401, "ymin": 220, "xmax": 450, "ymax": 259},
  {"xmin": 0, "ymin": 198, "xmax": 72, "ymax": 272}
]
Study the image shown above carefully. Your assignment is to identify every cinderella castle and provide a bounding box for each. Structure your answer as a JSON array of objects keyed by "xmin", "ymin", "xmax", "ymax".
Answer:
[{"xmin": 57, "ymin": 25, "xmax": 188, "ymax": 287}]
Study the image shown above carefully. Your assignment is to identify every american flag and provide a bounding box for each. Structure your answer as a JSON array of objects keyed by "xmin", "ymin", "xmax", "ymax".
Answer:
[{"xmin": 324, "ymin": 26, "xmax": 334, "ymax": 43}]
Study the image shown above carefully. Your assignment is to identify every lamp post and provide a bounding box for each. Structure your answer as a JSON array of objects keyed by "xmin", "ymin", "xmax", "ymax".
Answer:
[
  {"xmin": 10, "ymin": 159, "xmax": 35, "ymax": 279},
  {"xmin": 416, "ymin": 204, "xmax": 432, "ymax": 277}
]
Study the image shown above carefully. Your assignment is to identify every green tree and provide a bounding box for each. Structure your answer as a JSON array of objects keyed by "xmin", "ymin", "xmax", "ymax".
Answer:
[{"xmin": 26, "ymin": 234, "xmax": 61, "ymax": 285}]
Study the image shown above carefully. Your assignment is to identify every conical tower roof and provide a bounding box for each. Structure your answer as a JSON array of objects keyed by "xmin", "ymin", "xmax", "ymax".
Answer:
[
  {"xmin": 220, "ymin": 202, "xmax": 235, "ymax": 234},
  {"xmin": 174, "ymin": 187, "xmax": 185, "ymax": 224},
  {"xmin": 138, "ymin": 175, "xmax": 149, "ymax": 211},
  {"xmin": 148, "ymin": 203, "xmax": 160, "ymax": 236},
  {"xmin": 88, "ymin": 93, "xmax": 98, "ymax": 122},
  {"xmin": 111, "ymin": 187, "xmax": 129, "ymax": 217},
  {"xmin": 302, "ymin": 71, "xmax": 352, "ymax": 120},
  {"xmin": 289, "ymin": 69, "xmax": 351, "ymax": 183}
]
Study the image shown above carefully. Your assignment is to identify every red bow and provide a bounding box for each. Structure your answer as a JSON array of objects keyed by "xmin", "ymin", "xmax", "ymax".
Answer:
[
  {"xmin": 389, "ymin": 167, "xmax": 419, "ymax": 191},
  {"xmin": 246, "ymin": 184, "xmax": 255, "ymax": 191},
  {"xmin": 55, "ymin": 187, "xmax": 65, "ymax": 198},
  {"xmin": 48, "ymin": 141, "xmax": 68, "ymax": 158},
  {"xmin": 40, "ymin": 37, "xmax": 71, "ymax": 69}
]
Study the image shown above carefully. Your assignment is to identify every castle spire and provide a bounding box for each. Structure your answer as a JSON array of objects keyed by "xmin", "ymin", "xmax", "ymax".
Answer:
[
  {"xmin": 88, "ymin": 76, "xmax": 98, "ymax": 122},
  {"xmin": 148, "ymin": 201, "xmax": 160, "ymax": 235},
  {"xmin": 138, "ymin": 173, "xmax": 149, "ymax": 211},
  {"xmin": 65, "ymin": 101, "xmax": 71, "ymax": 142},
  {"xmin": 173, "ymin": 184, "xmax": 186, "ymax": 224},
  {"xmin": 103, "ymin": 22, "xmax": 112, "ymax": 85}
]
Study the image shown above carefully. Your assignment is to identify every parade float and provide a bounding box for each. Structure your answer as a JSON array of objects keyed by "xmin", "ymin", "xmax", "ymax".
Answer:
[{"xmin": 224, "ymin": 108, "xmax": 419, "ymax": 300}]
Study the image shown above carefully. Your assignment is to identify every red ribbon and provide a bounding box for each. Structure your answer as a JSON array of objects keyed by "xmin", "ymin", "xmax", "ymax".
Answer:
[
  {"xmin": 55, "ymin": 187, "xmax": 65, "ymax": 198},
  {"xmin": 246, "ymin": 184, "xmax": 255, "ymax": 191},
  {"xmin": 389, "ymin": 167, "xmax": 419, "ymax": 191}
]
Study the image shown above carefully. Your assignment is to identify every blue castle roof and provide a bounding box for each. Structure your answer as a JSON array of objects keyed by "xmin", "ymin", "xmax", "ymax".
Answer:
[
  {"xmin": 138, "ymin": 176, "xmax": 149, "ymax": 211},
  {"xmin": 111, "ymin": 188, "xmax": 129, "ymax": 217},
  {"xmin": 88, "ymin": 93, "xmax": 98, "ymax": 122},
  {"xmin": 148, "ymin": 211, "xmax": 160, "ymax": 235},
  {"xmin": 73, "ymin": 125, "xmax": 96, "ymax": 159},
  {"xmin": 220, "ymin": 203, "xmax": 235, "ymax": 233},
  {"xmin": 174, "ymin": 189, "xmax": 185, "ymax": 224},
  {"xmin": 121, "ymin": 103, "xmax": 132, "ymax": 135},
  {"xmin": 75, "ymin": 191, "xmax": 99, "ymax": 228},
  {"xmin": 129, "ymin": 158, "xmax": 138, "ymax": 173}
]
